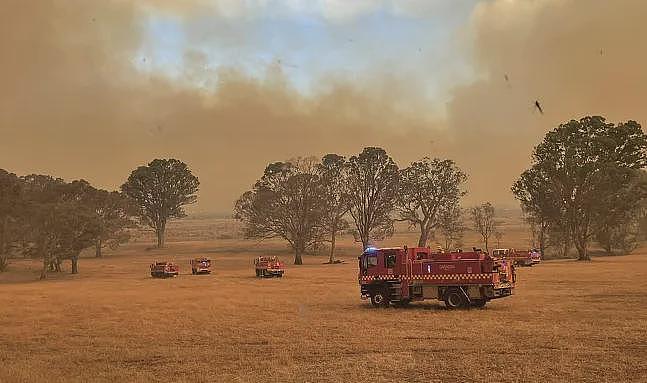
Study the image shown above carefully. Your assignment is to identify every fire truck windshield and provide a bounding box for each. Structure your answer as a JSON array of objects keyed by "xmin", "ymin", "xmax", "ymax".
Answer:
[{"xmin": 360, "ymin": 253, "xmax": 378, "ymax": 270}]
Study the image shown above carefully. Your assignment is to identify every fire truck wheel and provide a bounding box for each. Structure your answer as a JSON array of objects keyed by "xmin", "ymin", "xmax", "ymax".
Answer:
[
  {"xmin": 370, "ymin": 289, "xmax": 389, "ymax": 307},
  {"xmin": 444, "ymin": 288, "xmax": 468, "ymax": 309},
  {"xmin": 470, "ymin": 299, "xmax": 487, "ymax": 308}
]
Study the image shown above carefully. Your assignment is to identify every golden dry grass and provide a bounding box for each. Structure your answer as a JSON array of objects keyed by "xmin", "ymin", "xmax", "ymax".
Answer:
[{"xmin": 1, "ymin": 222, "xmax": 646, "ymax": 382}]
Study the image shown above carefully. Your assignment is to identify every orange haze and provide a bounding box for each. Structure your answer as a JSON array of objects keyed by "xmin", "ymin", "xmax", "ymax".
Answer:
[{"xmin": 2, "ymin": 0, "xmax": 647, "ymax": 213}]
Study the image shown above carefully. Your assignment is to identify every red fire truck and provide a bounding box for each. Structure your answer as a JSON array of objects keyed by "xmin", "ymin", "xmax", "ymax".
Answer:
[
  {"xmin": 150, "ymin": 261, "xmax": 179, "ymax": 278},
  {"xmin": 190, "ymin": 257, "xmax": 212, "ymax": 275},
  {"xmin": 492, "ymin": 248, "xmax": 541, "ymax": 267},
  {"xmin": 358, "ymin": 247, "xmax": 515, "ymax": 309},
  {"xmin": 254, "ymin": 256, "xmax": 284, "ymax": 278}
]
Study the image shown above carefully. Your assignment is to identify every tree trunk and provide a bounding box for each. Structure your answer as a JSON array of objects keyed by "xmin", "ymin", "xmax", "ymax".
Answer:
[
  {"xmin": 71, "ymin": 255, "xmax": 79, "ymax": 274},
  {"xmin": 328, "ymin": 225, "xmax": 337, "ymax": 264},
  {"xmin": 156, "ymin": 226, "xmax": 166, "ymax": 248},
  {"xmin": 361, "ymin": 230, "xmax": 369, "ymax": 251},
  {"xmin": 539, "ymin": 225, "xmax": 546, "ymax": 258},
  {"xmin": 575, "ymin": 238, "xmax": 590, "ymax": 261},
  {"xmin": 418, "ymin": 226, "xmax": 429, "ymax": 248},
  {"xmin": 0, "ymin": 215, "xmax": 6, "ymax": 256},
  {"xmin": 95, "ymin": 238, "xmax": 102, "ymax": 257},
  {"xmin": 40, "ymin": 254, "xmax": 48, "ymax": 280},
  {"xmin": 294, "ymin": 246, "xmax": 303, "ymax": 265},
  {"xmin": 484, "ymin": 236, "xmax": 489, "ymax": 253},
  {"xmin": 0, "ymin": 216, "xmax": 7, "ymax": 272}
]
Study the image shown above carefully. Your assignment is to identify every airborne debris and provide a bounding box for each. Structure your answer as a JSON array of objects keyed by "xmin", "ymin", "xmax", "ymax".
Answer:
[{"xmin": 534, "ymin": 100, "xmax": 544, "ymax": 114}]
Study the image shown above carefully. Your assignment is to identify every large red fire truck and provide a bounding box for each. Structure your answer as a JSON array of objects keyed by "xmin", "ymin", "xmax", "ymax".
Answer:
[{"xmin": 358, "ymin": 247, "xmax": 515, "ymax": 309}]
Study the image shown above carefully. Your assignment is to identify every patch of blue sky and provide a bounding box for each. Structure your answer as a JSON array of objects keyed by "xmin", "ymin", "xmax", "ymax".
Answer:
[
  {"xmin": 137, "ymin": 1, "xmax": 480, "ymax": 106},
  {"xmin": 135, "ymin": 13, "xmax": 187, "ymax": 79}
]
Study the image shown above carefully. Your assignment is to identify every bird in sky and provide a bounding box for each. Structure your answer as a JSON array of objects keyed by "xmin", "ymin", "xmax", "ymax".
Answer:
[{"xmin": 534, "ymin": 100, "xmax": 544, "ymax": 114}]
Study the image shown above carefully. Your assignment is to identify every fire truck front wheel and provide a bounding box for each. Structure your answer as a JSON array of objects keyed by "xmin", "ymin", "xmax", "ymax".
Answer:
[
  {"xmin": 444, "ymin": 288, "xmax": 468, "ymax": 309},
  {"xmin": 370, "ymin": 289, "xmax": 390, "ymax": 307}
]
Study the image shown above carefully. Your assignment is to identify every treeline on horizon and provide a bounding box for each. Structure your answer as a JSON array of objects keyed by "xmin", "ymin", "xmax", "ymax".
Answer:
[
  {"xmin": 1, "ymin": 115, "xmax": 646, "ymax": 277},
  {"xmin": 235, "ymin": 115, "xmax": 647, "ymax": 264},
  {"xmin": 0, "ymin": 159, "xmax": 199, "ymax": 279}
]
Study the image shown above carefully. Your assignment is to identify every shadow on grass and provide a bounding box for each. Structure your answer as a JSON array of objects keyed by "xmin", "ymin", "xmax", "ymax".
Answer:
[{"xmin": 358, "ymin": 301, "xmax": 509, "ymax": 312}]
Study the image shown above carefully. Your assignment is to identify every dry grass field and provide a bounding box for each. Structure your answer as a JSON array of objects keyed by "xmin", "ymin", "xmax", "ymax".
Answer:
[{"xmin": 1, "ymin": 219, "xmax": 647, "ymax": 383}]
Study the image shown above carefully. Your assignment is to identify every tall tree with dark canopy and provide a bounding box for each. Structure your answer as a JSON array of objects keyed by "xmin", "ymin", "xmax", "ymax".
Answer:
[
  {"xmin": 234, "ymin": 158, "xmax": 326, "ymax": 265},
  {"xmin": 52, "ymin": 180, "xmax": 102, "ymax": 275},
  {"xmin": 317, "ymin": 154, "xmax": 350, "ymax": 263},
  {"xmin": 593, "ymin": 169, "xmax": 647, "ymax": 255},
  {"xmin": 20, "ymin": 176, "xmax": 101, "ymax": 278},
  {"xmin": 89, "ymin": 190, "xmax": 137, "ymax": 257},
  {"xmin": 0, "ymin": 169, "xmax": 23, "ymax": 271},
  {"xmin": 121, "ymin": 159, "xmax": 199, "ymax": 248},
  {"xmin": 514, "ymin": 116, "xmax": 647, "ymax": 260},
  {"xmin": 397, "ymin": 158, "xmax": 466, "ymax": 247},
  {"xmin": 346, "ymin": 147, "xmax": 399, "ymax": 249},
  {"xmin": 470, "ymin": 202, "xmax": 497, "ymax": 252},
  {"xmin": 512, "ymin": 167, "xmax": 560, "ymax": 258}
]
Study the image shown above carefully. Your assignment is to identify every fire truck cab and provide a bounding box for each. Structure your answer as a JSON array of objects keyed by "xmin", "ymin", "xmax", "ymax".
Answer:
[
  {"xmin": 190, "ymin": 257, "xmax": 212, "ymax": 275},
  {"xmin": 358, "ymin": 247, "xmax": 515, "ymax": 309}
]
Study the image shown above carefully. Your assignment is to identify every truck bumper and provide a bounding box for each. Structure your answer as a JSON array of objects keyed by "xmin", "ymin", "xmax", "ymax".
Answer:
[{"xmin": 492, "ymin": 286, "xmax": 513, "ymax": 299}]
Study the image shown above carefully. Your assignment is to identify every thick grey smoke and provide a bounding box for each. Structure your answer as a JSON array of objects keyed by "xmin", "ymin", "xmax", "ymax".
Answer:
[{"xmin": 1, "ymin": 0, "xmax": 646, "ymax": 213}]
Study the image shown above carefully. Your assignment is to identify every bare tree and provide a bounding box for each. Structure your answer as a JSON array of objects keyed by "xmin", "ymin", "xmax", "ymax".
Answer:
[
  {"xmin": 438, "ymin": 205, "xmax": 464, "ymax": 251},
  {"xmin": 397, "ymin": 158, "xmax": 466, "ymax": 247},
  {"xmin": 121, "ymin": 159, "xmax": 199, "ymax": 248},
  {"xmin": 235, "ymin": 158, "xmax": 326, "ymax": 265},
  {"xmin": 317, "ymin": 154, "xmax": 350, "ymax": 264},
  {"xmin": 346, "ymin": 147, "xmax": 399, "ymax": 249},
  {"xmin": 494, "ymin": 230, "xmax": 504, "ymax": 248},
  {"xmin": 471, "ymin": 202, "xmax": 497, "ymax": 252}
]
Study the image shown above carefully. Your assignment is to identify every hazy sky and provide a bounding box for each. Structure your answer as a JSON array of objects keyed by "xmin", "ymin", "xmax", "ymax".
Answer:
[{"xmin": 2, "ymin": 0, "xmax": 647, "ymax": 213}]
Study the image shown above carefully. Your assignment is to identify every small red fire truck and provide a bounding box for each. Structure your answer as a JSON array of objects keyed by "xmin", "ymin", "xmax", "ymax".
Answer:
[
  {"xmin": 492, "ymin": 248, "xmax": 541, "ymax": 267},
  {"xmin": 358, "ymin": 247, "xmax": 515, "ymax": 309},
  {"xmin": 150, "ymin": 261, "xmax": 179, "ymax": 278},
  {"xmin": 254, "ymin": 256, "xmax": 284, "ymax": 278},
  {"xmin": 190, "ymin": 257, "xmax": 212, "ymax": 275}
]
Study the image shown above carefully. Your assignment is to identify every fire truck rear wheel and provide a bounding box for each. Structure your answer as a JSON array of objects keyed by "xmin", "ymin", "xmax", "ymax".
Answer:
[
  {"xmin": 370, "ymin": 289, "xmax": 389, "ymax": 307},
  {"xmin": 444, "ymin": 288, "xmax": 468, "ymax": 309}
]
